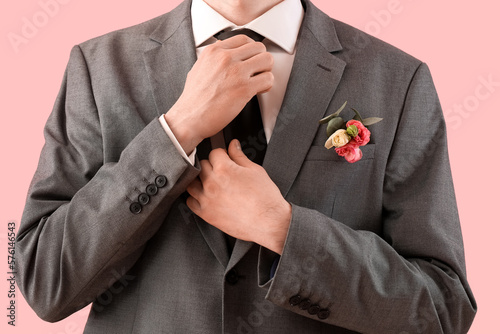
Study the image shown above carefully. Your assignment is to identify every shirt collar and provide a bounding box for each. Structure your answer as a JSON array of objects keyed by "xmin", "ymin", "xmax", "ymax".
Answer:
[{"xmin": 191, "ymin": 0, "xmax": 304, "ymax": 54}]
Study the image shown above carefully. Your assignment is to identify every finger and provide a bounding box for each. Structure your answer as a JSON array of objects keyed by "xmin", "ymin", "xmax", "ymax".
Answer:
[
  {"xmin": 186, "ymin": 178, "xmax": 203, "ymax": 200},
  {"xmin": 199, "ymin": 159, "xmax": 213, "ymax": 182},
  {"xmin": 231, "ymin": 41, "xmax": 267, "ymax": 61},
  {"xmin": 217, "ymin": 34, "xmax": 255, "ymax": 49},
  {"xmin": 249, "ymin": 71, "xmax": 274, "ymax": 95},
  {"xmin": 227, "ymin": 139, "xmax": 254, "ymax": 168},
  {"xmin": 186, "ymin": 196, "xmax": 202, "ymax": 215},
  {"xmin": 243, "ymin": 51, "xmax": 274, "ymax": 76},
  {"xmin": 208, "ymin": 148, "xmax": 231, "ymax": 165}
]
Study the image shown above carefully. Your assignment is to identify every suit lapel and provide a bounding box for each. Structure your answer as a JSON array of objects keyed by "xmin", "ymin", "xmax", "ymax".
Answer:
[
  {"xmin": 143, "ymin": 1, "xmax": 196, "ymax": 116},
  {"xmin": 264, "ymin": 0, "xmax": 345, "ymax": 198},
  {"xmin": 194, "ymin": 215, "xmax": 231, "ymax": 267},
  {"xmin": 228, "ymin": 0, "xmax": 346, "ymax": 270},
  {"xmin": 143, "ymin": 1, "xmax": 231, "ymax": 268}
]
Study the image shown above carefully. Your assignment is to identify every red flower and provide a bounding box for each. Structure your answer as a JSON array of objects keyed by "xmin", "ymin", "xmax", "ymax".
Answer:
[
  {"xmin": 346, "ymin": 120, "xmax": 371, "ymax": 146},
  {"xmin": 335, "ymin": 141, "xmax": 363, "ymax": 163}
]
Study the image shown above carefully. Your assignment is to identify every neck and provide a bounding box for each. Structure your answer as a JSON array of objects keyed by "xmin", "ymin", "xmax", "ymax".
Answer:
[{"xmin": 203, "ymin": 0, "xmax": 284, "ymax": 25}]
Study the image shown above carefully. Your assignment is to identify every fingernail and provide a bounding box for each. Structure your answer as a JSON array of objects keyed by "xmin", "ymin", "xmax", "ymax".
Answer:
[{"xmin": 235, "ymin": 140, "xmax": 241, "ymax": 150}]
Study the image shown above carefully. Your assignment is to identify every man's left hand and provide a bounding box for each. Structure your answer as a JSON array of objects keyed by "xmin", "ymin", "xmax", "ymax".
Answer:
[{"xmin": 186, "ymin": 139, "xmax": 291, "ymax": 254}]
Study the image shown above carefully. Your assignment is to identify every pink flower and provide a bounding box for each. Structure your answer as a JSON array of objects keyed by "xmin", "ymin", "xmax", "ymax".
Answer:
[
  {"xmin": 335, "ymin": 141, "xmax": 363, "ymax": 163},
  {"xmin": 346, "ymin": 120, "xmax": 370, "ymax": 146}
]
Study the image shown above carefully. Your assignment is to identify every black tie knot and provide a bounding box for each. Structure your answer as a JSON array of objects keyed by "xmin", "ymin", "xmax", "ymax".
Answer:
[{"xmin": 214, "ymin": 28, "xmax": 264, "ymax": 42}]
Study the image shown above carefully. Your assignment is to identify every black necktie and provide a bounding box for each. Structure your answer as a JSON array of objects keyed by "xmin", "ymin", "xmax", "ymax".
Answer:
[{"xmin": 195, "ymin": 29, "xmax": 268, "ymax": 253}]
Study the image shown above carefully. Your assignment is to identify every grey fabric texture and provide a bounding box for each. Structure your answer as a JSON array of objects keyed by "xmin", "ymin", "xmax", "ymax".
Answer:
[{"xmin": 16, "ymin": 0, "xmax": 476, "ymax": 333}]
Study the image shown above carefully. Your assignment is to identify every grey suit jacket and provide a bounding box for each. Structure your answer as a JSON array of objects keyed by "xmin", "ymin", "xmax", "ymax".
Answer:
[{"xmin": 16, "ymin": 0, "xmax": 476, "ymax": 333}]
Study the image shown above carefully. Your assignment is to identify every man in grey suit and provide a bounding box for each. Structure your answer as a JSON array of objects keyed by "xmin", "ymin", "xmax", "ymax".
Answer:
[{"xmin": 16, "ymin": 0, "xmax": 476, "ymax": 332}]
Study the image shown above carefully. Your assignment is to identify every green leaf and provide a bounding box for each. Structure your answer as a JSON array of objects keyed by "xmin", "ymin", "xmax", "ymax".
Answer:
[
  {"xmin": 334, "ymin": 101, "xmax": 348, "ymax": 117},
  {"xmin": 351, "ymin": 107, "xmax": 363, "ymax": 121},
  {"xmin": 319, "ymin": 101, "xmax": 347, "ymax": 124},
  {"xmin": 326, "ymin": 117, "xmax": 345, "ymax": 137},
  {"xmin": 362, "ymin": 117, "xmax": 384, "ymax": 126}
]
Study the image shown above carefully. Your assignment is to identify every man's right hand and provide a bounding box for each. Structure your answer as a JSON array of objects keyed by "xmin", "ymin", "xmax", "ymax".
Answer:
[{"xmin": 164, "ymin": 34, "xmax": 274, "ymax": 155}]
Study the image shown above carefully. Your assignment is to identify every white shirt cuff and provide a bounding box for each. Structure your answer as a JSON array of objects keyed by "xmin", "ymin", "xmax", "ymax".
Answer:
[{"xmin": 158, "ymin": 115, "xmax": 196, "ymax": 166}]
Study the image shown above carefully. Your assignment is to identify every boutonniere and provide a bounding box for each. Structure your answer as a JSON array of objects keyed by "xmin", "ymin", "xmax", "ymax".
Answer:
[{"xmin": 319, "ymin": 101, "xmax": 383, "ymax": 163}]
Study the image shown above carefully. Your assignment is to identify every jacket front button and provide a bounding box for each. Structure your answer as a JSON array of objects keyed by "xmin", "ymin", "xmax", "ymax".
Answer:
[
  {"xmin": 289, "ymin": 295, "xmax": 302, "ymax": 306},
  {"xmin": 129, "ymin": 202, "xmax": 142, "ymax": 214},
  {"xmin": 155, "ymin": 175, "xmax": 167, "ymax": 188},
  {"xmin": 225, "ymin": 270, "xmax": 239, "ymax": 285},
  {"xmin": 146, "ymin": 184, "xmax": 158, "ymax": 196},
  {"xmin": 317, "ymin": 308, "xmax": 331, "ymax": 320}
]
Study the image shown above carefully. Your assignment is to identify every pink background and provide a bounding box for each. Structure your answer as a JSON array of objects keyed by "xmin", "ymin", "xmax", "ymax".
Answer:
[{"xmin": 1, "ymin": 0, "xmax": 498, "ymax": 332}]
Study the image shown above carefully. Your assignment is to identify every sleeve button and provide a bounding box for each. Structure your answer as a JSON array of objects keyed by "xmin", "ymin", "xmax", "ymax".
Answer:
[
  {"xmin": 317, "ymin": 308, "xmax": 330, "ymax": 320},
  {"xmin": 155, "ymin": 175, "xmax": 167, "ymax": 188},
  {"xmin": 289, "ymin": 295, "xmax": 302, "ymax": 306},
  {"xmin": 130, "ymin": 202, "xmax": 142, "ymax": 214},
  {"xmin": 146, "ymin": 184, "xmax": 158, "ymax": 196},
  {"xmin": 299, "ymin": 299, "xmax": 312, "ymax": 310},
  {"xmin": 307, "ymin": 304, "xmax": 321, "ymax": 315},
  {"xmin": 138, "ymin": 193, "xmax": 150, "ymax": 205}
]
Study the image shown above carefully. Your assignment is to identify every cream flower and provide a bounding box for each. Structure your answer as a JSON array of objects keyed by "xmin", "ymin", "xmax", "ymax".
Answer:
[{"xmin": 325, "ymin": 129, "xmax": 351, "ymax": 149}]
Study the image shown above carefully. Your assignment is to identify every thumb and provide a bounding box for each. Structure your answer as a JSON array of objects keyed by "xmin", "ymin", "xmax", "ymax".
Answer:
[{"xmin": 228, "ymin": 139, "xmax": 253, "ymax": 167}]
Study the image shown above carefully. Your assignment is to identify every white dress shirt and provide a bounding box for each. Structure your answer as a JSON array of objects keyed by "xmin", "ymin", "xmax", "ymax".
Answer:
[{"xmin": 159, "ymin": 0, "xmax": 304, "ymax": 165}]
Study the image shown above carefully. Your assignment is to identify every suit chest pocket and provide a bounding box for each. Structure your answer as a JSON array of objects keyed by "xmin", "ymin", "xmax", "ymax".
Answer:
[{"xmin": 286, "ymin": 144, "xmax": 379, "ymax": 227}]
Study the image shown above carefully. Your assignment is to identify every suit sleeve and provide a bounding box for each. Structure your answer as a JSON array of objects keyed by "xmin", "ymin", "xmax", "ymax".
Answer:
[
  {"xmin": 260, "ymin": 63, "xmax": 477, "ymax": 333},
  {"xmin": 15, "ymin": 45, "xmax": 200, "ymax": 322}
]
